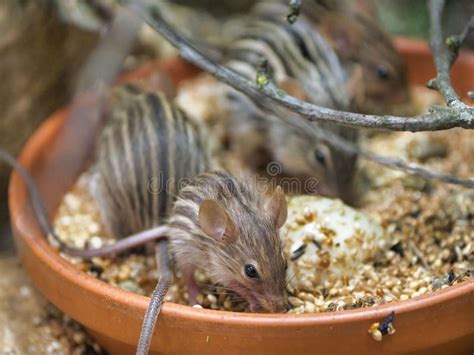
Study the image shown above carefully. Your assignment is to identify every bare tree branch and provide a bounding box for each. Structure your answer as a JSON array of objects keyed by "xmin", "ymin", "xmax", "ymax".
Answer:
[
  {"xmin": 284, "ymin": 119, "xmax": 474, "ymax": 188},
  {"xmin": 128, "ymin": 2, "xmax": 474, "ymax": 132},
  {"xmin": 427, "ymin": 0, "xmax": 472, "ymax": 115},
  {"xmin": 126, "ymin": 2, "xmax": 474, "ymax": 188}
]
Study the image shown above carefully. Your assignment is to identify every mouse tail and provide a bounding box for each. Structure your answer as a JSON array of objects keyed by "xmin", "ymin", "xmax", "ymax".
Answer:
[
  {"xmin": 137, "ymin": 239, "xmax": 173, "ymax": 355},
  {"xmin": 0, "ymin": 147, "xmax": 170, "ymax": 258},
  {"xmin": 0, "ymin": 147, "xmax": 60, "ymax": 242}
]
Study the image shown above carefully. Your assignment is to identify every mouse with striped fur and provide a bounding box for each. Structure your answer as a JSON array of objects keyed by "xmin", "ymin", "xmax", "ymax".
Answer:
[
  {"xmin": 92, "ymin": 85, "xmax": 289, "ymax": 313},
  {"xmin": 287, "ymin": 0, "xmax": 410, "ymax": 115},
  {"xmin": 178, "ymin": 5, "xmax": 359, "ymax": 203},
  {"xmin": 0, "ymin": 85, "xmax": 290, "ymax": 355}
]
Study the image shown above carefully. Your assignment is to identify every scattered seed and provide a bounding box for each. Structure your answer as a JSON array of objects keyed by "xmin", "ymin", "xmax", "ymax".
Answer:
[
  {"xmin": 290, "ymin": 243, "xmax": 307, "ymax": 261},
  {"xmin": 304, "ymin": 302, "xmax": 315, "ymax": 313},
  {"xmin": 207, "ymin": 294, "xmax": 217, "ymax": 305},
  {"xmin": 369, "ymin": 323, "xmax": 383, "ymax": 341},
  {"xmin": 51, "ymin": 129, "xmax": 473, "ymax": 315},
  {"xmin": 223, "ymin": 299, "xmax": 233, "ymax": 310},
  {"xmin": 447, "ymin": 270, "xmax": 456, "ymax": 284},
  {"xmin": 295, "ymin": 216, "xmax": 306, "ymax": 225},
  {"xmin": 88, "ymin": 264, "xmax": 104, "ymax": 276},
  {"xmin": 304, "ymin": 210, "xmax": 315, "ymax": 221},
  {"xmin": 288, "ymin": 296, "xmax": 304, "ymax": 307},
  {"xmin": 390, "ymin": 242, "xmax": 405, "ymax": 257},
  {"xmin": 378, "ymin": 311, "xmax": 396, "ymax": 336}
]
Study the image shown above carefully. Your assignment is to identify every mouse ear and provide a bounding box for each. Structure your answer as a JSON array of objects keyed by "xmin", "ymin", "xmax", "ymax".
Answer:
[
  {"xmin": 199, "ymin": 200, "xmax": 238, "ymax": 243},
  {"xmin": 319, "ymin": 17, "xmax": 360, "ymax": 59},
  {"xmin": 266, "ymin": 186, "xmax": 288, "ymax": 228}
]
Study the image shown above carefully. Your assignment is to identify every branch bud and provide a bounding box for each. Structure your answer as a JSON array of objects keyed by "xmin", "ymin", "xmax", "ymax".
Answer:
[{"xmin": 287, "ymin": 0, "xmax": 301, "ymax": 24}]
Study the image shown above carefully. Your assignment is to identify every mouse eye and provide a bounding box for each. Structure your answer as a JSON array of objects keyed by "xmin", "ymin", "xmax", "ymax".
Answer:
[
  {"xmin": 376, "ymin": 66, "xmax": 389, "ymax": 80},
  {"xmin": 314, "ymin": 149, "xmax": 326, "ymax": 166},
  {"xmin": 244, "ymin": 264, "xmax": 259, "ymax": 279}
]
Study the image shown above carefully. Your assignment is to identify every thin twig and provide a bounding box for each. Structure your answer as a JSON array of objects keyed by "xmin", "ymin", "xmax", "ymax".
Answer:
[
  {"xmin": 272, "ymin": 112, "xmax": 474, "ymax": 188},
  {"xmin": 128, "ymin": 2, "xmax": 474, "ymax": 132},
  {"xmin": 286, "ymin": 0, "xmax": 301, "ymax": 24},
  {"xmin": 458, "ymin": 16, "xmax": 474, "ymax": 47},
  {"xmin": 127, "ymin": 3, "xmax": 474, "ymax": 188},
  {"xmin": 427, "ymin": 0, "xmax": 473, "ymax": 115},
  {"xmin": 446, "ymin": 16, "xmax": 474, "ymax": 67}
]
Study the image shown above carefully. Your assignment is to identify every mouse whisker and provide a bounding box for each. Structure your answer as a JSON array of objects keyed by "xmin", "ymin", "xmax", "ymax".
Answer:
[
  {"xmin": 285, "ymin": 271, "xmax": 297, "ymax": 287},
  {"xmin": 194, "ymin": 281, "xmax": 238, "ymax": 292}
]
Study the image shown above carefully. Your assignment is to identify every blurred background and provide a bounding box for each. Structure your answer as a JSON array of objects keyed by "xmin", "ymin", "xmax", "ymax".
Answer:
[{"xmin": 0, "ymin": 0, "xmax": 472, "ymax": 353}]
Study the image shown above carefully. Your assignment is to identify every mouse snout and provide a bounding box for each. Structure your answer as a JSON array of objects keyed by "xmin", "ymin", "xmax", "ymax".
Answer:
[
  {"xmin": 270, "ymin": 299, "xmax": 289, "ymax": 313},
  {"xmin": 256, "ymin": 295, "xmax": 288, "ymax": 313},
  {"xmin": 337, "ymin": 180, "xmax": 359, "ymax": 206}
]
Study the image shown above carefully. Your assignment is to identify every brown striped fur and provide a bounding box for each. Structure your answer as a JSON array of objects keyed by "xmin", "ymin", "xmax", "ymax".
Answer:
[
  {"xmin": 216, "ymin": 0, "xmax": 409, "ymax": 203},
  {"xmin": 298, "ymin": 0, "xmax": 410, "ymax": 114},
  {"xmin": 219, "ymin": 4, "xmax": 360, "ymax": 203},
  {"xmin": 94, "ymin": 85, "xmax": 214, "ymax": 238},
  {"xmin": 93, "ymin": 85, "xmax": 288, "ymax": 312}
]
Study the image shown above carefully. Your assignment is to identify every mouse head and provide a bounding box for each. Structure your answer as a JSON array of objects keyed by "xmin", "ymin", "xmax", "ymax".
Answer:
[
  {"xmin": 317, "ymin": 11, "xmax": 410, "ymax": 115},
  {"xmin": 297, "ymin": 0, "xmax": 410, "ymax": 114},
  {"xmin": 269, "ymin": 123, "xmax": 358, "ymax": 204},
  {"xmin": 198, "ymin": 184, "xmax": 289, "ymax": 313}
]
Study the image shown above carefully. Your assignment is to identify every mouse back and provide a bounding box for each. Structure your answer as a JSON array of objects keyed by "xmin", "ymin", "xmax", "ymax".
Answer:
[
  {"xmin": 219, "ymin": 4, "xmax": 360, "ymax": 202},
  {"xmin": 93, "ymin": 85, "xmax": 214, "ymax": 238},
  {"xmin": 224, "ymin": 2, "xmax": 350, "ymax": 110}
]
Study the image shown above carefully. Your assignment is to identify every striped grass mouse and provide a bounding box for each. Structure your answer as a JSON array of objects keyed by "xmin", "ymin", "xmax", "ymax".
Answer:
[{"xmin": 0, "ymin": 85, "xmax": 290, "ymax": 354}]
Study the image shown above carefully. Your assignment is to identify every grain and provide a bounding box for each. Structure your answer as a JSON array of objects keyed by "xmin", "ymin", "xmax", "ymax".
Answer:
[{"xmin": 52, "ymin": 129, "xmax": 473, "ymax": 314}]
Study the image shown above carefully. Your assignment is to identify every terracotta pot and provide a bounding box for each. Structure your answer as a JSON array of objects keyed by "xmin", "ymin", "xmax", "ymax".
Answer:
[
  {"xmin": 9, "ymin": 41, "xmax": 474, "ymax": 355},
  {"xmin": 393, "ymin": 37, "xmax": 474, "ymax": 100}
]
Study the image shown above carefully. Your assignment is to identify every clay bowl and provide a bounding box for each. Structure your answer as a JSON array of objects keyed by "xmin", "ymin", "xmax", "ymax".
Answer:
[
  {"xmin": 393, "ymin": 37, "xmax": 474, "ymax": 100},
  {"xmin": 9, "ymin": 40, "xmax": 474, "ymax": 354}
]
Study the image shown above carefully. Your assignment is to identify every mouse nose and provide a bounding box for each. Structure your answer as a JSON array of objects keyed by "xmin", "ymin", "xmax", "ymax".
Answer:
[
  {"xmin": 252, "ymin": 293, "xmax": 288, "ymax": 313},
  {"xmin": 267, "ymin": 298, "xmax": 289, "ymax": 313},
  {"xmin": 274, "ymin": 301, "xmax": 289, "ymax": 313}
]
